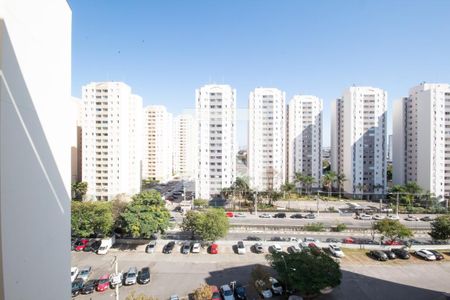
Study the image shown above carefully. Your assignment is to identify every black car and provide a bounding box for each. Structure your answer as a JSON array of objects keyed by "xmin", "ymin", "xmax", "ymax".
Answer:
[
  {"xmin": 81, "ymin": 279, "xmax": 97, "ymax": 294},
  {"xmin": 429, "ymin": 250, "xmax": 445, "ymax": 260},
  {"xmin": 325, "ymin": 238, "xmax": 340, "ymax": 243},
  {"xmin": 391, "ymin": 248, "xmax": 410, "ymax": 259},
  {"xmin": 83, "ymin": 239, "xmax": 100, "ymax": 252},
  {"xmin": 163, "ymin": 241, "xmax": 175, "ymax": 254},
  {"xmin": 369, "ymin": 250, "xmax": 388, "ymax": 261},
  {"xmin": 270, "ymin": 236, "xmax": 287, "ymax": 242},
  {"xmin": 71, "ymin": 278, "xmax": 84, "ymax": 297},
  {"xmin": 138, "ymin": 267, "xmax": 151, "ymax": 284},
  {"xmin": 383, "ymin": 250, "xmax": 396, "ymax": 259},
  {"xmin": 246, "ymin": 236, "xmax": 261, "ymax": 241},
  {"xmin": 420, "ymin": 216, "xmax": 433, "ymax": 222},
  {"xmin": 273, "ymin": 213, "xmax": 286, "ymax": 218},
  {"xmin": 290, "ymin": 214, "xmax": 304, "ymax": 219},
  {"xmin": 233, "ymin": 281, "xmax": 247, "ymax": 300}
]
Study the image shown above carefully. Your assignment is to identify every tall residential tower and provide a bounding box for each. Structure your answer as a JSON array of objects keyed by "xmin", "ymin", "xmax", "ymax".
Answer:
[{"xmin": 173, "ymin": 114, "xmax": 196, "ymax": 179}]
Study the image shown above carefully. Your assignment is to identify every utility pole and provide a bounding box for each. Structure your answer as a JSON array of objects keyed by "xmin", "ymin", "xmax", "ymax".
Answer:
[
  {"xmin": 111, "ymin": 256, "xmax": 119, "ymax": 300},
  {"xmin": 254, "ymin": 191, "xmax": 258, "ymax": 217},
  {"xmin": 316, "ymin": 191, "xmax": 320, "ymax": 216},
  {"xmin": 396, "ymin": 192, "xmax": 399, "ymax": 216}
]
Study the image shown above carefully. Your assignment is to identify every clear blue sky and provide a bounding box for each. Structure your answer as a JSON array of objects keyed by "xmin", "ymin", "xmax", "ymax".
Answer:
[{"xmin": 70, "ymin": 0, "xmax": 450, "ymax": 148}]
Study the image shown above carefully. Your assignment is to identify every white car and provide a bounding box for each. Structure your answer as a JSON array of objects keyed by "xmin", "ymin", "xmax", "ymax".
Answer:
[
  {"xmin": 304, "ymin": 237, "xmax": 320, "ymax": 244},
  {"xmin": 70, "ymin": 267, "xmax": 79, "ymax": 283},
  {"xmin": 405, "ymin": 215, "xmax": 419, "ymax": 221},
  {"xmin": 237, "ymin": 241, "xmax": 246, "ymax": 254},
  {"xmin": 191, "ymin": 242, "xmax": 201, "ymax": 253},
  {"xmin": 415, "ymin": 249, "xmax": 437, "ymax": 261},
  {"xmin": 109, "ymin": 272, "xmax": 123, "ymax": 288},
  {"xmin": 269, "ymin": 277, "xmax": 283, "ymax": 295},
  {"xmin": 76, "ymin": 266, "xmax": 91, "ymax": 282},
  {"xmin": 255, "ymin": 280, "xmax": 273, "ymax": 299},
  {"xmin": 270, "ymin": 244, "xmax": 282, "ymax": 253},
  {"xmin": 259, "ymin": 213, "xmax": 272, "ymax": 218},
  {"xmin": 287, "ymin": 245, "xmax": 301, "ymax": 254},
  {"xmin": 372, "ymin": 214, "xmax": 384, "ymax": 220},
  {"xmin": 234, "ymin": 212, "xmax": 246, "ymax": 218},
  {"xmin": 358, "ymin": 214, "xmax": 372, "ymax": 220},
  {"xmin": 387, "ymin": 215, "xmax": 400, "ymax": 220},
  {"xmin": 220, "ymin": 284, "xmax": 235, "ymax": 300},
  {"xmin": 329, "ymin": 244, "xmax": 345, "ymax": 258}
]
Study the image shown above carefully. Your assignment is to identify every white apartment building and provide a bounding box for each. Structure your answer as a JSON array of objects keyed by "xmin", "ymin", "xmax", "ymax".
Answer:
[
  {"xmin": 82, "ymin": 82, "xmax": 143, "ymax": 201},
  {"xmin": 248, "ymin": 88, "xmax": 286, "ymax": 191},
  {"xmin": 143, "ymin": 105, "xmax": 173, "ymax": 183},
  {"xmin": 331, "ymin": 86, "xmax": 387, "ymax": 195},
  {"xmin": 196, "ymin": 84, "xmax": 237, "ymax": 199},
  {"xmin": 287, "ymin": 95, "xmax": 323, "ymax": 185},
  {"xmin": 70, "ymin": 97, "xmax": 82, "ymax": 184},
  {"xmin": 393, "ymin": 83, "xmax": 450, "ymax": 198},
  {"xmin": 173, "ymin": 114, "xmax": 196, "ymax": 179},
  {"xmin": 0, "ymin": 0, "xmax": 72, "ymax": 298}
]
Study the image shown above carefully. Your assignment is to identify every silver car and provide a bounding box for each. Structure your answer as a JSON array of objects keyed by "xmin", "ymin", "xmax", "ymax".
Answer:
[
  {"xmin": 124, "ymin": 267, "xmax": 138, "ymax": 285},
  {"xmin": 76, "ymin": 266, "xmax": 91, "ymax": 282},
  {"xmin": 146, "ymin": 241, "xmax": 157, "ymax": 253},
  {"xmin": 181, "ymin": 242, "xmax": 191, "ymax": 254}
]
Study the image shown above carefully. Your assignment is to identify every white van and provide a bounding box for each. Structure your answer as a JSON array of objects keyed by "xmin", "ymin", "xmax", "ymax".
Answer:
[{"xmin": 237, "ymin": 241, "xmax": 246, "ymax": 254}]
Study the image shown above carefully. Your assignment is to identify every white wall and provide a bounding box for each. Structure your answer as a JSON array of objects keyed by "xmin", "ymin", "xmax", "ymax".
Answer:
[{"xmin": 0, "ymin": 0, "xmax": 71, "ymax": 298}]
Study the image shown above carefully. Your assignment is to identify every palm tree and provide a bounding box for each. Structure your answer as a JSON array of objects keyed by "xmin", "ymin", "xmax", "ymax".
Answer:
[
  {"xmin": 322, "ymin": 172, "xmax": 337, "ymax": 197},
  {"xmin": 336, "ymin": 173, "xmax": 346, "ymax": 199},
  {"xmin": 294, "ymin": 172, "xmax": 305, "ymax": 195},
  {"xmin": 281, "ymin": 182, "xmax": 296, "ymax": 199},
  {"xmin": 303, "ymin": 176, "xmax": 316, "ymax": 195},
  {"xmin": 355, "ymin": 183, "xmax": 364, "ymax": 200}
]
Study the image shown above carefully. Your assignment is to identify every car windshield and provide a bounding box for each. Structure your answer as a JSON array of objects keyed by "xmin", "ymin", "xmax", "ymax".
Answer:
[
  {"xmin": 223, "ymin": 290, "xmax": 232, "ymax": 296},
  {"xmin": 212, "ymin": 292, "xmax": 220, "ymax": 298},
  {"xmin": 98, "ymin": 278, "xmax": 108, "ymax": 284},
  {"xmin": 334, "ymin": 247, "xmax": 341, "ymax": 251}
]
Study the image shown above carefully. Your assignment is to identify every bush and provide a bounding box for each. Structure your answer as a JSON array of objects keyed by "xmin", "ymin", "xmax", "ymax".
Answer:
[
  {"xmin": 333, "ymin": 223, "xmax": 347, "ymax": 232},
  {"xmin": 327, "ymin": 206, "xmax": 337, "ymax": 212},
  {"xmin": 304, "ymin": 222, "xmax": 325, "ymax": 232}
]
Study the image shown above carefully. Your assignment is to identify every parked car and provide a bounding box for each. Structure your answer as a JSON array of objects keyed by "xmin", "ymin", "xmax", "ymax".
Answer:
[
  {"xmin": 237, "ymin": 241, "xmax": 246, "ymax": 254},
  {"xmin": 226, "ymin": 212, "xmax": 234, "ymax": 218},
  {"xmin": 81, "ymin": 279, "xmax": 97, "ymax": 295},
  {"xmin": 383, "ymin": 250, "xmax": 397, "ymax": 259},
  {"xmin": 269, "ymin": 277, "xmax": 283, "ymax": 295},
  {"xmin": 174, "ymin": 206, "xmax": 183, "ymax": 213},
  {"xmin": 273, "ymin": 212, "xmax": 286, "ymax": 218},
  {"xmin": 259, "ymin": 213, "xmax": 272, "ymax": 218},
  {"xmin": 220, "ymin": 284, "xmax": 235, "ymax": 300},
  {"xmin": 246, "ymin": 236, "xmax": 261, "ymax": 241},
  {"xmin": 138, "ymin": 267, "xmax": 151, "ymax": 284},
  {"xmin": 387, "ymin": 215, "xmax": 400, "ymax": 220},
  {"xmin": 329, "ymin": 244, "xmax": 345, "ymax": 258},
  {"xmin": 170, "ymin": 295, "xmax": 180, "ymax": 300},
  {"xmin": 109, "ymin": 272, "xmax": 123, "ymax": 288},
  {"xmin": 83, "ymin": 239, "xmax": 98, "ymax": 252},
  {"xmin": 342, "ymin": 237, "xmax": 355, "ymax": 244},
  {"xmin": 415, "ymin": 249, "xmax": 437, "ymax": 261},
  {"xmin": 211, "ymin": 285, "xmax": 221, "ymax": 300},
  {"xmin": 304, "ymin": 213, "xmax": 316, "ymax": 219},
  {"xmin": 304, "ymin": 237, "xmax": 320, "ymax": 244},
  {"xmin": 325, "ymin": 238, "xmax": 340, "ymax": 243},
  {"xmin": 71, "ymin": 267, "xmax": 79, "ymax": 283},
  {"xmin": 356, "ymin": 238, "xmax": 378, "ymax": 245},
  {"xmin": 254, "ymin": 243, "xmax": 264, "ymax": 253},
  {"xmin": 372, "ymin": 214, "xmax": 384, "ymax": 220},
  {"xmin": 270, "ymin": 244, "xmax": 282, "ymax": 253},
  {"xmin": 369, "ymin": 250, "xmax": 388, "ymax": 261},
  {"xmin": 163, "ymin": 241, "xmax": 175, "ymax": 254},
  {"xmin": 357, "ymin": 214, "xmax": 372, "ymax": 220},
  {"xmin": 234, "ymin": 212, "xmax": 246, "ymax": 218},
  {"xmin": 290, "ymin": 213, "xmax": 304, "ymax": 219},
  {"xmin": 71, "ymin": 238, "xmax": 77, "ymax": 251},
  {"xmin": 191, "ymin": 242, "xmax": 201, "ymax": 253},
  {"xmin": 181, "ymin": 242, "xmax": 191, "ymax": 254},
  {"xmin": 420, "ymin": 216, "xmax": 433, "ymax": 222},
  {"xmin": 77, "ymin": 266, "xmax": 92, "ymax": 282},
  {"xmin": 391, "ymin": 248, "xmax": 410, "ymax": 259},
  {"xmin": 287, "ymin": 245, "xmax": 301, "ymax": 254},
  {"xmin": 384, "ymin": 239, "xmax": 403, "ymax": 246},
  {"xmin": 271, "ymin": 236, "xmax": 287, "ymax": 242},
  {"xmin": 96, "ymin": 274, "xmax": 110, "ymax": 292},
  {"xmin": 124, "ymin": 267, "xmax": 138, "ymax": 285},
  {"xmin": 146, "ymin": 241, "xmax": 157, "ymax": 253},
  {"xmin": 405, "ymin": 215, "xmax": 419, "ymax": 221},
  {"xmin": 233, "ymin": 281, "xmax": 247, "ymax": 300},
  {"xmin": 255, "ymin": 280, "xmax": 273, "ymax": 299},
  {"xmin": 428, "ymin": 250, "xmax": 444, "ymax": 260},
  {"xmin": 71, "ymin": 278, "xmax": 84, "ymax": 297},
  {"xmin": 74, "ymin": 239, "xmax": 89, "ymax": 251},
  {"xmin": 209, "ymin": 243, "xmax": 219, "ymax": 254},
  {"xmin": 308, "ymin": 243, "xmax": 322, "ymax": 254}
]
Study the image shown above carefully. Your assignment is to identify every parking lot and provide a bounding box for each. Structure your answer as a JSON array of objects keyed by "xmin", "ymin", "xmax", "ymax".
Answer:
[{"xmin": 72, "ymin": 241, "xmax": 450, "ymax": 300}]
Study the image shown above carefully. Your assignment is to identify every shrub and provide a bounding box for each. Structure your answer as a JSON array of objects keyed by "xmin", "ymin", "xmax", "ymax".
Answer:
[{"xmin": 304, "ymin": 222, "xmax": 325, "ymax": 232}]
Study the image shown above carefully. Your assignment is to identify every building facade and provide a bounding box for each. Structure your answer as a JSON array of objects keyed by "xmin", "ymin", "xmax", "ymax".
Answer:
[
  {"xmin": 70, "ymin": 97, "xmax": 82, "ymax": 184},
  {"xmin": 331, "ymin": 86, "xmax": 387, "ymax": 195},
  {"xmin": 0, "ymin": 0, "xmax": 72, "ymax": 298},
  {"xmin": 143, "ymin": 105, "xmax": 173, "ymax": 183},
  {"xmin": 173, "ymin": 114, "xmax": 196, "ymax": 179},
  {"xmin": 81, "ymin": 82, "xmax": 142, "ymax": 200},
  {"xmin": 248, "ymin": 88, "xmax": 286, "ymax": 191},
  {"xmin": 393, "ymin": 83, "xmax": 450, "ymax": 198},
  {"xmin": 195, "ymin": 84, "xmax": 237, "ymax": 199},
  {"xmin": 287, "ymin": 95, "xmax": 323, "ymax": 186}
]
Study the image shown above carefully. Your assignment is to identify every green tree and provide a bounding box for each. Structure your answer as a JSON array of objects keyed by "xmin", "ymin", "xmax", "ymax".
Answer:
[
  {"xmin": 71, "ymin": 201, "xmax": 113, "ymax": 237},
  {"xmin": 294, "ymin": 172, "xmax": 305, "ymax": 195},
  {"xmin": 336, "ymin": 173, "xmax": 346, "ymax": 198},
  {"xmin": 322, "ymin": 172, "xmax": 337, "ymax": 197},
  {"xmin": 267, "ymin": 251, "xmax": 342, "ymax": 297},
  {"xmin": 429, "ymin": 215, "xmax": 450, "ymax": 241},
  {"xmin": 121, "ymin": 191, "xmax": 170, "ymax": 238},
  {"xmin": 250, "ymin": 265, "xmax": 272, "ymax": 292},
  {"xmin": 372, "ymin": 219, "xmax": 413, "ymax": 241},
  {"xmin": 193, "ymin": 199, "xmax": 209, "ymax": 207},
  {"xmin": 181, "ymin": 208, "xmax": 229, "ymax": 241},
  {"xmin": 71, "ymin": 181, "xmax": 88, "ymax": 201},
  {"xmin": 303, "ymin": 176, "xmax": 316, "ymax": 195},
  {"xmin": 193, "ymin": 284, "xmax": 213, "ymax": 300},
  {"xmin": 281, "ymin": 182, "xmax": 296, "ymax": 199},
  {"xmin": 387, "ymin": 164, "xmax": 393, "ymax": 181}
]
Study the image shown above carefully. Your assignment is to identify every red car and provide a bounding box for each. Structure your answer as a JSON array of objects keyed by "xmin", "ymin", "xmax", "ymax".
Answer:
[
  {"xmin": 342, "ymin": 237, "xmax": 355, "ymax": 244},
  {"xmin": 210, "ymin": 285, "xmax": 221, "ymax": 300},
  {"xmin": 74, "ymin": 239, "xmax": 89, "ymax": 251},
  {"xmin": 308, "ymin": 243, "xmax": 322, "ymax": 254},
  {"xmin": 210, "ymin": 243, "xmax": 219, "ymax": 254},
  {"xmin": 225, "ymin": 212, "xmax": 234, "ymax": 218},
  {"xmin": 384, "ymin": 240, "xmax": 403, "ymax": 246},
  {"xmin": 96, "ymin": 274, "xmax": 110, "ymax": 292}
]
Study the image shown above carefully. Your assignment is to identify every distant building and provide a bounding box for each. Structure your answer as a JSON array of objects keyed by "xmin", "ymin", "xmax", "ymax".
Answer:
[
  {"xmin": 393, "ymin": 83, "xmax": 450, "ymax": 198},
  {"xmin": 82, "ymin": 82, "xmax": 143, "ymax": 200},
  {"xmin": 387, "ymin": 134, "xmax": 393, "ymax": 162},
  {"xmin": 195, "ymin": 84, "xmax": 237, "ymax": 199},
  {"xmin": 173, "ymin": 114, "xmax": 196, "ymax": 179},
  {"xmin": 143, "ymin": 105, "xmax": 173, "ymax": 183},
  {"xmin": 287, "ymin": 95, "xmax": 323, "ymax": 186},
  {"xmin": 322, "ymin": 147, "xmax": 331, "ymax": 161},
  {"xmin": 248, "ymin": 88, "xmax": 286, "ymax": 191},
  {"xmin": 331, "ymin": 86, "xmax": 387, "ymax": 195}
]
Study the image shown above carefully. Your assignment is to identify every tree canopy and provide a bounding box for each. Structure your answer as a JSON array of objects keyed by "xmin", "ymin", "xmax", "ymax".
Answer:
[
  {"xmin": 181, "ymin": 208, "xmax": 229, "ymax": 241},
  {"xmin": 429, "ymin": 215, "xmax": 450, "ymax": 241},
  {"xmin": 267, "ymin": 251, "xmax": 341, "ymax": 297},
  {"xmin": 71, "ymin": 181, "xmax": 88, "ymax": 200},
  {"xmin": 71, "ymin": 201, "xmax": 113, "ymax": 237},
  {"xmin": 193, "ymin": 284, "xmax": 213, "ymax": 300},
  {"xmin": 372, "ymin": 219, "xmax": 413, "ymax": 241}
]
